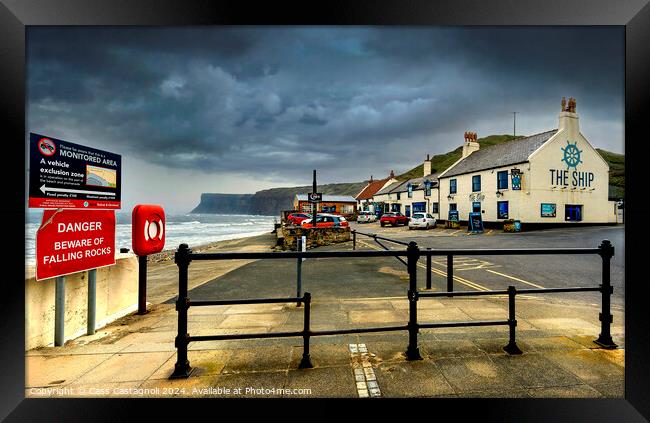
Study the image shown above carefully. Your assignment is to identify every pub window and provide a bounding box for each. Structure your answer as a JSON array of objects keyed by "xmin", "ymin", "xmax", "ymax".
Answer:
[
  {"xmin": 497, "ymin": 201, "xmax": 509, "ymax": 219},
  {"xmin": 424, "ymin": 180, "xmax": 432, "ymax": 197},
  {"xmin": 472, "ymin": 175, "xmax": 481, "ymax": 192},
  {"xmin": 431, "ymin": 202, "xmax": 439, "ymax": 214},
  {"xmin": 396, "ymin": 192, "xmax": 401, "ymax": 200},
  {"xmin": 407, "ymin": 183, "xmax": 413, "ymax": 198},
  {"xmin": 565, "ymin": 204, "xmax": 583, "ymax": 221},
  {"xmin": 449, "ymin": 203, "xmax": 457, "ymax": 211},
  {"xmin": 450, "ymin": 179, "xmax": 457, "ymax": 194},
  {"xmin": 497, "ymin": 171, "xmax": 508, "ymax": 190}
]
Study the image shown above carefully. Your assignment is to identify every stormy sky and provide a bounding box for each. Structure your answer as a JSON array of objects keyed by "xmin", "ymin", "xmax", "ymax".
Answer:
[{"xmin": 27, "ymin": 27, "xmax": 624, "ymax": 213}]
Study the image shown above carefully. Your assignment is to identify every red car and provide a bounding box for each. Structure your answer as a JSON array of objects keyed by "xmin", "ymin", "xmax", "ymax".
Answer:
[
  {"xmin": 380, "ymin": 212, "xmax": 409, "ymax": 227},
  {"xmin": 287, "ymin": 213, "xmax": 312, "ymax": 225},
  {"xmin": 300, "ymin": 214, "xmax": 349, "ymax": 228}
]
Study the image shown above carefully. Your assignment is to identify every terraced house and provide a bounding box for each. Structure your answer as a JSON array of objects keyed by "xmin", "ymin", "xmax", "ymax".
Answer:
[
  {"xmin": 437, "ymin": 98, "xmax": 617, "ymax": 226},
  {"xmin": 371, "ymin": 156, "xmax": 440, "ymax": 219}
]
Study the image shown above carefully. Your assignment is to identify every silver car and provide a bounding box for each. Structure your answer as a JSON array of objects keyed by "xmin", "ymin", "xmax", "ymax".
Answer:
[
  {"xmin": 409, "ymin": 213, "xmax": 436, "ymax": 230},
  {"xmin": 357, "ymin": 211, "xmax": 377, "ymax": 223}
]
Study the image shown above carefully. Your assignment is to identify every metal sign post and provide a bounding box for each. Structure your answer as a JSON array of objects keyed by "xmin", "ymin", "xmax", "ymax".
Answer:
[
  {"xmin": 55, "ymin": 276, "xmax": 65, "ymax": 346},
  {"xmin": 309, "ymin": 170, "xmax": 322, "ymax": 229},
  {"xmin": 87, "ymin": 269, "xmax": 97, "ymax": 335},
  {"xmin": 138, "ymin": 256, "xmax": 148, "ymax": 314}
]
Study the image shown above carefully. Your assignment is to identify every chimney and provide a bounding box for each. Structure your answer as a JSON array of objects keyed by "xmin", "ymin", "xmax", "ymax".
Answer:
[
  {"xmin": 390, "ymin": 170, "xmax": 395, "ymax": 178},
  {"xmin": 558, "ymin": 96, "xmax": 579, "ymax": 134},
  {"xmin": 462, "ymin": 131, "xmax": 480, "ymax": 158},
  {"xmin": 370, "ymin": 175, "xmax": 373, "ymax": 182},
  {"xmin": 423, "ymin": 154, "xmax": 431, "ymax": 177}
]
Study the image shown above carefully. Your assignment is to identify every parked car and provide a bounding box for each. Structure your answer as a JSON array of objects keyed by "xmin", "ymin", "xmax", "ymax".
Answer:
[
  {"xmin": 357, "ymin": 211, "xmax": 377, "ymax": 223},
  {"xmin": 379, "ymin": 212, "xmax": 409, "ymax": 227},
  {"xmin": 287, "ymin": 213, "xmax": 312, "ymax": 225},
  {"xmin": 300, "ymin": 214, "xmax": 349, "ymax": 228},
  {"xmin": 409, "ymin": 213, "xmax": 437, "ymax": 230}
]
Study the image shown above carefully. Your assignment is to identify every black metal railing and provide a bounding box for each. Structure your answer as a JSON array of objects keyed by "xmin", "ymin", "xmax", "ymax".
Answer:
[
  {"xmin": 352, "ymin": 229, "xmax": 409, "ymax": 266},
  {"xmin": 169, "ymin": 239, "xmax": 617, "ymax": 379}
]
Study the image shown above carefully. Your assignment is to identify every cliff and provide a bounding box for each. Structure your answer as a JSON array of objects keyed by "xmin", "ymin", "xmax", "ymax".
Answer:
[
  {"xmin": 191, "ymin": 193, "xmax": 253, "ymax": 214},
  {"xmin": 191, "ymin": 182, "xmax": 366, "ymax": 216}
]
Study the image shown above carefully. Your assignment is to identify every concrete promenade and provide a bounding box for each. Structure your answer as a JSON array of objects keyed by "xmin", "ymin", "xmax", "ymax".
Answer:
[{"xmin": 25, "ymin": 233, "xmax": 624, "ymax": 398}]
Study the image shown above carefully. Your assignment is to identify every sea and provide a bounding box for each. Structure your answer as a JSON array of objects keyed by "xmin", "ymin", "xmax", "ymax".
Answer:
[{"xmin": 25, "ymin": 210, "xmax": 277, "ymax": 265}]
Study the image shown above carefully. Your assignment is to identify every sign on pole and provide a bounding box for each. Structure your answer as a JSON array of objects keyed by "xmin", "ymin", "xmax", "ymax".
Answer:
[
  {"xmin": 36, "ymin": 209, "xmax": 116, "ymax": 280},
  {"xmin": 29, "ymin": 133, "xmax": 121, "ymax": 209},
  {"xmin": 308, "ymin": 192, "xmax": 322, "ymax": 203}
]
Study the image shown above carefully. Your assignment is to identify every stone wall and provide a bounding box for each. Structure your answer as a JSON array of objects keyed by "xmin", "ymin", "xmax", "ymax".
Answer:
[{"xmin": 279, "ymin": 226, "xmax": 351, "ymax": 250}]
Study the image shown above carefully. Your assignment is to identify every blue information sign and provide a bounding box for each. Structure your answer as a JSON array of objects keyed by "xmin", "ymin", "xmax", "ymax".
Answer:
[
  {"xmin": 448, "ymin": 210, "xmax": 459, "ymax": 222},
  {"xmin": 468, "ymin": 212, "xmax": 484, "ymax": 233}
]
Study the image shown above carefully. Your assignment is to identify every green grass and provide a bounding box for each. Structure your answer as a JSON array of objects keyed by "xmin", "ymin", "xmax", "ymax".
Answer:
[{"xmin": 396, "ymin": 134, "xmax": 522, "ymax": 181}]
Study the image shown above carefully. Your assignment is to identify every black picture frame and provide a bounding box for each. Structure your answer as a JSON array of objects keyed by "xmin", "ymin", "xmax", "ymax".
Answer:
[{"xmin": 3, "ymin": 0, "xmax": 649, "ymax": 421}]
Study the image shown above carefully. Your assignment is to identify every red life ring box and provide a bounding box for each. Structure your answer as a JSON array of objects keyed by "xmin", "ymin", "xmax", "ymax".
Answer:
[{"xmin": 132, "ymin": 204, "xmax": 165, "ymax": 256}]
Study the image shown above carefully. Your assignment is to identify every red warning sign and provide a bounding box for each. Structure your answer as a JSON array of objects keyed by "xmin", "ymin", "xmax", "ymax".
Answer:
[{"xmin": 36, "ymin": 209, "xmax": 116, "ymax": 280}]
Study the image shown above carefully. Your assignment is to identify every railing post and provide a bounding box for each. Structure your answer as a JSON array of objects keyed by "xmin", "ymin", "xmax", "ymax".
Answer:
[
  {"xmin": 447, "ymin": 254, "xmax": 453, "ymax": 297},
  {"xmin": 296, "ymin": 237, "xmax": 302, "ymax": 307},
  {"xmin": 299, "ymin": 292, "xmax": 313, "ymax": 368},
  {"xmin": 405, "ymin": 241, "xmax": 422, "ymax": 360},
  {"xmin": 595, "ymin": 240, "xmax": 617, "ymax": 349},
  {"xmin": 170, "ymin": 243, "xmax": 194, "ymax": 379},
  {"xmin": 352, "ymin": 230, "xmax": 356, "ymax": 250},
  {"xmin": 503, "ymin": 285, "xmax": 523, "ymax": 355},
  {"xmin": 426, "ymin": 248, "xmax": 432, "ymax": 290}
]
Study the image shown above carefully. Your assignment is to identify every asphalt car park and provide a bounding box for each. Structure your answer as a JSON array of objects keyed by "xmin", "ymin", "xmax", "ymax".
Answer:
[{"xmin": 349, "ymin": 221, "xmax": 625, "ymax": 309}]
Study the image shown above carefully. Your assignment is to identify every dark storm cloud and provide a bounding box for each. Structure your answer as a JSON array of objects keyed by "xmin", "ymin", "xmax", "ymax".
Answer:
[{"xmin": 27, "ymin": 27, "xmax": 624, "ymax": 186}]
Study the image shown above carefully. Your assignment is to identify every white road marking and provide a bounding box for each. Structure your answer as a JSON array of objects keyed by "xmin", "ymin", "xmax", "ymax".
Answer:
[{"xmin": 485, "ymin": 269, "xmax": 546, "ymax": 289}]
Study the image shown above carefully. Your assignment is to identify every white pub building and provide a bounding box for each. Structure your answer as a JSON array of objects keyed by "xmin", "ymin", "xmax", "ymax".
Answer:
[{"xmin": 437, "ymin": 98, "xmax": 617, "ymax": 226}]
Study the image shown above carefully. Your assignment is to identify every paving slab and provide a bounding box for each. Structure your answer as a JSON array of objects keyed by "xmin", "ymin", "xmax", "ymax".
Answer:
[
  {"xmin": 543, "ymin": 349, "xmax": 625, "ymax": 385},
  {"xmin": 421, "ymin": 339, "xmax": 485, "ymax": 359},
  {"xmin": 489, "ymin": 353, "xmax": 584, "ymax": 389},
  {"xmin": 26, "ymin": 353, "xmax": 114, "ymax": 387},
  {"xmin": 434, "ymin": 355, "xmax": 526, "ymax": 394},
  {"xmin": 148, "ymin": 349, "xmax": 233, "ymax": 380},
  {"xmin": 221, "ymin": 345, "xmax": 293, "ymax": 373},
  {"xmin": 526, "ymin": 384, "xmax": 603, "ymax": 398},
  {"xmin": 373, "ymin": 360, "xmax": 455, "ymax": 397},
  {"xmin": 285, "ymin": 366, "xmax": 357, "ymax": 398},
  {"xmin": 73, "ymin": 351, "xmax": 174, "ymax": 384},
  {"xmin": 289, "ymin": 344, "xmax": 351, "ymax": 368}
]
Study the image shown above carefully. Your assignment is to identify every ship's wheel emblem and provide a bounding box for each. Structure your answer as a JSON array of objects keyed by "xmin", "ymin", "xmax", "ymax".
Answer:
[{"xmin": 561, "ymin": 140, "xmax": 583, "ymax": 170}]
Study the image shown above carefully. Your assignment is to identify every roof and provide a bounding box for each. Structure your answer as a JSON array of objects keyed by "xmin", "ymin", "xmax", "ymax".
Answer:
[
  {"xmin": 441, "ymin": 130, "xmax": 558, "ymax": 178},
  {"xmin": 375, "ymin": 173, "xmax": 439, "ymax": 195},
  {"xmin": 295, "ymin": 194, "xmax": 357, "ymax": 203},
  {"xmin": 356, "ymin": 177, "xmax": 391, "ymax": 200},
  {"xmin": 375, "ymin": 180, "xmax": 403, "ymax": 196}
]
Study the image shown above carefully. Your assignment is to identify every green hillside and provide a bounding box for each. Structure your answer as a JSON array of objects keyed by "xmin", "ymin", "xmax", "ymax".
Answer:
[
  {"xmin": 396, "ymin": 134, "xmax": 624, "ymax": 198},
  {"xmin": 396, "ymin": 135, "xmax": 522, "ymax": 181},
  {"xmin": 596, "ymin": 148, "xmax": 624, "ymax": 198}
]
